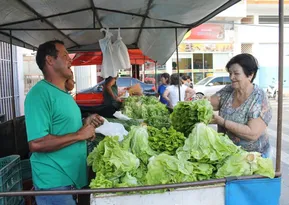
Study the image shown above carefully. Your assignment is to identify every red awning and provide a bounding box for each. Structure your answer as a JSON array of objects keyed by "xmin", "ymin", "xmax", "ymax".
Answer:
[{"xmin": 71, "ymin": 49, "xmax": 154, "ymax": 66}]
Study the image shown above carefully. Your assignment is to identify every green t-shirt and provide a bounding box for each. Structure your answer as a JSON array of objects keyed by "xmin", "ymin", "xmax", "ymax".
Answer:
[{"xmin": 24, "ymin": 80, "xmax": 87, "ymax": 189}]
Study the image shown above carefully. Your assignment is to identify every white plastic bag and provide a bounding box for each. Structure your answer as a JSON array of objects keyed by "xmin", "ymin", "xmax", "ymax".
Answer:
[
  {"xmin": 95, "ymin": 119, "xmax": 128, "ymax": 141},
  {"xmin": 99, "ymin": 28, "xmax": 118, "ymax": 78},
  {"xmin": 113, "ymin": 111, "xmax": 131, "ymax": 121},
  {"xmin": 113, "ymin": 28, "xmax": 131, "ymax": 70}
]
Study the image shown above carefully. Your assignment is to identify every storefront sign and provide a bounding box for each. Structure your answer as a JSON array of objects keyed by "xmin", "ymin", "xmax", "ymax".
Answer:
[
  {"xmin": 183, "ymin": 24, "xmax": 225, "ymax": 40},
  {"xmin": 179, "ymin": 43, "xmax": 234, "ymax": 53}
]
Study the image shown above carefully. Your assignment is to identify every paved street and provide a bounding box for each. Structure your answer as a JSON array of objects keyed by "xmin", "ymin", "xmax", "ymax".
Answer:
[{"xmin": 268, "ymin": 99, "xmax": 289, "ymax": 205}]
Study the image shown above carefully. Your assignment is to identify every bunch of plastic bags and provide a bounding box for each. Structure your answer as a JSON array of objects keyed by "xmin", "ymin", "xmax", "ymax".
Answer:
[{"xmin": 99, "ymin": 28, "xmax": 131, "ymax": 78}]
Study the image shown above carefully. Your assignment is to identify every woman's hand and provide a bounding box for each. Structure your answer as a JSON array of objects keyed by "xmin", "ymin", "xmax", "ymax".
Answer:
[{"xmin": 211, "ymin": 114, "xmax": 225, "ymax": 126}]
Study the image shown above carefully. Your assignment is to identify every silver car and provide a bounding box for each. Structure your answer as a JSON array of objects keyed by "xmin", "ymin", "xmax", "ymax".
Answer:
[{"xmin": 194, "ymin": 76, "xmax": 231, "ymax": 99}]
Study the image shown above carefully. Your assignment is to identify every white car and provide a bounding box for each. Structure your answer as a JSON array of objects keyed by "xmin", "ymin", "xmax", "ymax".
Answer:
[{"xmin": 193, "ymin": 76, "xmax": 231, "ymax": 98}]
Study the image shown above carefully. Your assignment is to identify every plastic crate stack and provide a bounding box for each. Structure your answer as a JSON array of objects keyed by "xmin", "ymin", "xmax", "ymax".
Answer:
[{"xmin": 0, "ymin": 155, "xmax": 22, "ymax": 205}]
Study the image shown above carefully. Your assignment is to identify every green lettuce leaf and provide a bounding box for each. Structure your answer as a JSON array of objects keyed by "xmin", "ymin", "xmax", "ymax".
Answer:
[
  {"xmin": 171, "ymin": 99, "xmax": 213, "ymax": 137},
  {"xmin": 148, "ymin": 126, "xmax": 186, "ymax": 155},
  {"xmin": 122, "ymin": 96, "xmax": 171, "ymax": 129},
  {"xmin": 121, "ymin": 126, "xmax": 156, "ymax": 164},
  {"xmin": 176, "ymin": 123, "xmax": 239, "ymax": 163},
  {"xmin": 216, "ymin": 152, "xmax": 275, "ymax": 179},
  {"xmin": 87, "ymin": 136, "xmax": 140, "ymax": 180}
]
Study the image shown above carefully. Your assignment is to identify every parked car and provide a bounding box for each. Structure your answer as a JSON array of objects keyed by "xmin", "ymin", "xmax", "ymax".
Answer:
[
  {"xmin": 74, "ymin": 77, "xmax": 156, "ymax": 106},
  {"xmin": 194, "ymin": 75, "xmax": 231, "ymax": 99}
]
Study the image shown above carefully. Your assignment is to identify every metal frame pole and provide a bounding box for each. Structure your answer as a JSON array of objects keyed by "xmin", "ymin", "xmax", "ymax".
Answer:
[
  {"xmin": 175, "ymin": 28, "xmax": 181, "ymax": 101},
  {"xmin": 9, "ymin": 30, "xmax": 18, "ymax": 153},
  {"xmin": 276, "ymin": 0, "xmax": 284, "ymax": 173},
  {"xmin": 154, "ymin": 61, "xmax": 157, "ymax": 89}
]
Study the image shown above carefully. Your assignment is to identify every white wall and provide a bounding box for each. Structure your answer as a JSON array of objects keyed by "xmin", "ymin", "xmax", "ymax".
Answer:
[
  {"xmin": 217, "ymin": 0, "xmax": 247, "ymax": 19},
  {"xmin": 23, "ymin": 56, "xmax": 42, "ymax": 75},
  {"xmin": 237, "ymin": 24, "xmax": 289, "ymax": 44},
  {"xmin": 74, "ymin": 65, "xmax": 97, "ymax": 92},
  {"xmin": 17, "ymin": 48, "xmax": 25, "ymax": 116}
]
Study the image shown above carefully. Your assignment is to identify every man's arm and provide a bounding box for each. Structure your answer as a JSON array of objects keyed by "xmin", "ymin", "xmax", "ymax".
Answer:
[{"xmin": 29, "ymin": 124, "xmax": 96, "ymax": 153}]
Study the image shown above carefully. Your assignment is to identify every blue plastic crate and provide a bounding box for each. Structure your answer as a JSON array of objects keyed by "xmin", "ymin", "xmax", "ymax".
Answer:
[{"xmin": 0, "ymin": 155, "xmax": 22, "ymax": 205}]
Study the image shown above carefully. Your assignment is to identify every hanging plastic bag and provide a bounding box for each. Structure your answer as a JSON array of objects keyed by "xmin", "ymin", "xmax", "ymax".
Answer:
[
  {"xmin": 95, "ymin": 119, "xmax": 128, "ymax": 141},
  {"xmin": 113, "ymin": 28, "xmax": 131, "ymax": 70},
  {"xmin": 99, "ymin": 28, "xmax": 118, "ymax": 78}
]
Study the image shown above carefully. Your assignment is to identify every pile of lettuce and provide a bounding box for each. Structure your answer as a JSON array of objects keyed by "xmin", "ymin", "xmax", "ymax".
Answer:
[
  {"xmin": 87, "ymin": 123, "xmax": 275, "ymax": 192},
  {"xmin": 87, "ymin": 136, "xmax": 141, "ymax": 188},
  {"xmin": 122, "ymin": 96, "xmax": 171, "ymax": 129},
  {"xmin": 177, "ymin": 123, "xmax": 239, "ymax": 164},
  {"xmin": 216, "ymin": 151, "xmax": 275, "ymax": 179},
  {"xmin": 171, "ymin": 99, "xmax": 213, "ymax": 137},
  {"xmin": 147, "ymin": 126, "xmax": 186, "ymax": 155}
]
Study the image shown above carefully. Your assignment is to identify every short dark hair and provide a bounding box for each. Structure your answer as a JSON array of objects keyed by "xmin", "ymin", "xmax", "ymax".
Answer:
[
  {"xmin": 181, "ymin": 75, "xmax": 188, "ymax": 81},
  {"xmin": 161, "ymin": 73, "xmax": 170, "ymax": 84},
  {"xmin": 170, "ymin": 73, "xmax": 181, "ymax": 86},
  {"xmin": 36, "ymin": 40, "xmax": 64, "ymax": 71},
  {"xmin": 226, "ymin": 53, "xmax": 259, "ymax": 83}
]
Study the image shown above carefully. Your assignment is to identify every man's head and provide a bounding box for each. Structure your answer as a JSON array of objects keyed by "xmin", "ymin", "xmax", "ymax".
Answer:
[{"xmin": 36, "ymin": 40, "xmax": 72, "ymax": 80}]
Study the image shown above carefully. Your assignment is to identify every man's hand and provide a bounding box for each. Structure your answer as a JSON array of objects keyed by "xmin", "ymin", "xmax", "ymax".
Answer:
[
  {"xmin": 84, "ymin": 114, "xmax": 104, "ymax": 128},
  {"xmin": 77, "ymin": 124, "xmax": 96, "ymax": 141}
]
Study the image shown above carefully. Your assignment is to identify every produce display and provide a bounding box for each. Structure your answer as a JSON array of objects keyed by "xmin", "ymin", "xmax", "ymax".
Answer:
[
  {"xmin": 176, "ymin": 123, "xmax": 239, "ymax": 164},
  {"xmin": 122, "ymin": 96, "xmax": 171, "ymax": 129},
  {"xmin": 171, "ymin": 99, "xmax": 213, "ymax": 137},
  {"xmin": 147, "ymin": 126, "xmax": 186, "ymax": 155},
  {"xmin": 87, "ymin": 98, "xmax": 275, "ymax": 193}
]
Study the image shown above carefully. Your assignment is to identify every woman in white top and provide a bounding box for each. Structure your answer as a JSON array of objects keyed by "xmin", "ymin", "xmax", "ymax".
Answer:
[{"xmin": 162, "ymin": 73, "xmax": 195, "ymax": 108}]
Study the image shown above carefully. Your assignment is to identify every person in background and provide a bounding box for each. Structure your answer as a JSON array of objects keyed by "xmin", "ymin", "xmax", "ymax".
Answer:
[
  {"xmin": 158, "ymin": 73, "xmax": 170, "ymax": 105},
  {"xmin": 163, "ymin": 73, "xmax": 195, "ymax": 108},
  {"xmin": 181, "ymin": 75, "xmax": 193, "ymax": 88},
  {"xmin": 209, "ymin": 53, "xmax": 272, "ymax": 158},
  {"xmin": 65, "ymin": 78, "xmax": 75, "ymax": 92},
  {"xmin": 25, "ymin": 40, "xmax": 104, "ymax": 205},
  {"xmin": 103, "ymin": 75, "xmax": 122, "ymax": 111},
  {"xmin": 181, "ymin": 75, "xmax": 188, "ymax": 85},
  {"xmin": 65, "ymin": 70, "xmax": 75, "ymax": 92}
]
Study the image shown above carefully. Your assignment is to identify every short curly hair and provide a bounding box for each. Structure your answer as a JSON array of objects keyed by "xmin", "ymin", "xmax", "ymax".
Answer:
[{"xmin": 226, "ymin": 53, "xmax": 259, "ymax": 83}]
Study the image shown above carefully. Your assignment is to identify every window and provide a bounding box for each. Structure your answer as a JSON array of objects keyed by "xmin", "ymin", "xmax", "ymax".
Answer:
[
  {"xmin": 223, "ymin": 77, "xmax": 232, "ymax": 85},
  {"xmin": 204, "ymin": 54, "xmax": 213, "ymax": 69},
  {"xmin": 259, "ymin": 15, "xmax": 289, "ymax": 24},
  {"xmin": 210, "ymin": 77, "xmax": 224, "ymax": 85},
  {"xmin": 172, "ymin": 58, "xmax": 192, "ymax": 70},
  {"xmin": 117, "ymin": 78, "xmax": 128, "ymax": 87},
  {"xmin": 196, "ymin": 77, "xmax": 213, "ymax": 85},
  {"xmin": 193, "ymin": 54, "xmax": 213, "ymax": 69},
  {"xmin": 193, "ymin": 54, "xmax": 203, "ymax": 69}
]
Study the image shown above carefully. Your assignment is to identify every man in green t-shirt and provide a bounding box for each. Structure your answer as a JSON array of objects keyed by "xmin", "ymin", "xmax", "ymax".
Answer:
[{"xmin": 24, "ymin": 40, "xmax": 104, "ymax": 205}]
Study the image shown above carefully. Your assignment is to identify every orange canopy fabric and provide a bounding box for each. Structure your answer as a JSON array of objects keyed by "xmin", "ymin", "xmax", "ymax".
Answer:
[{"xmin": 71, "ymin": 49, "xmax": 154, "ymax": 66}]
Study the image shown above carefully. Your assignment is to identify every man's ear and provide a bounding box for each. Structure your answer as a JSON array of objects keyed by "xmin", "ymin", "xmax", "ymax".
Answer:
[{"xmin": 45, "ymin": 55, "xmax": 54, "ymax": 66}]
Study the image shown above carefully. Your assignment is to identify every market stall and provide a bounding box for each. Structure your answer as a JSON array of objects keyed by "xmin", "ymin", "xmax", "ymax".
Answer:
[
  {"xmin": 71, "ymin": 49, "xmax": 154, "ymax": 66},
  {"xmin": 0, "ymin": 0, "xmax": 284, "ymax": 205}
]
